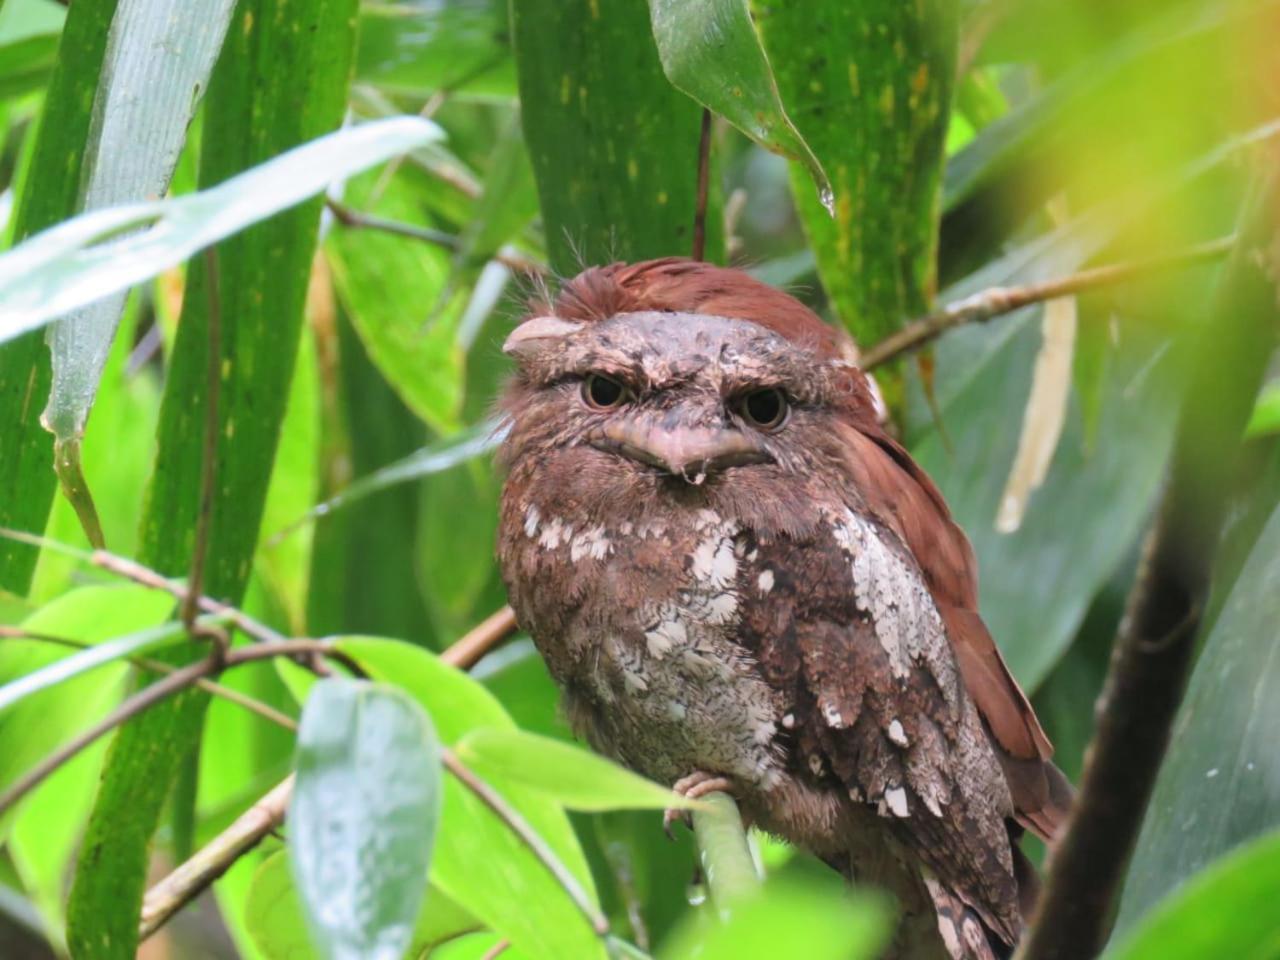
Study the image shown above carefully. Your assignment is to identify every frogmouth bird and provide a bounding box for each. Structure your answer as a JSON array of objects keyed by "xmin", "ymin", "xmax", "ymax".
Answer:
[{"xmin": 496, "ymin": 259, "xmax": 1072, "ymax": 959}]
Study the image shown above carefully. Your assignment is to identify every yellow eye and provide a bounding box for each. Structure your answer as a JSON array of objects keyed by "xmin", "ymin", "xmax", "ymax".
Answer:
[
  {"xmin": 738, "ymin": 388, "xmax": 788, "ymax": 431},
  {"xmin": 582, "ymin": 373, "xmax": 629, "ymax": 410}
]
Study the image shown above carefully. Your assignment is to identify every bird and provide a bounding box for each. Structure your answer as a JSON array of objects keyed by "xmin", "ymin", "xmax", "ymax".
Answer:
[{"xmin": 496, "ymin": 257, "xmax": 1072, "ymax": 959}]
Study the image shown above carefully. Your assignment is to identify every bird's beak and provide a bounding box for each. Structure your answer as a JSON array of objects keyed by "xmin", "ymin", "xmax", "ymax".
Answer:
[{"xmin": 589, "ymin": 418, "xmax": 771, "ymax": 481}]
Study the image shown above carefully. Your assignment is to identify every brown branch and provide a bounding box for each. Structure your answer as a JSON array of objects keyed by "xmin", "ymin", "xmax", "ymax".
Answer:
[
  {"xmin": 139, "ymin": 776, "xmax": 296, "ymax": 940},
  {"xmin": 0, "ymin": 640, "xmax": 336, "ymax": 820},
  {"xmin": 442, "ymin": 747, "xmax": 609, "ymax": 936},
  {"xmin": 91, "ymin": 550, "xmax": 286, "ymax": 646},
  {"xmin": 138, "ymin": 606, "xmax": 521, "ymax": 940},
  {"xmin": 1018, "ymin": 169, "xmax": 1279, "ymax": 960},
  {"xmin": 0, "ymin": 627, "xmax": 297, "ymax": 731},
  {"xmin": 182, "ymin": 248, "xmax": 223, "ymax": 633},
  {"xmin": 862, "ymin": 235, "xmax": 1235, "ymax": 370},
  {"xmin": 325, "ymin": 198, "xmax": 544, "ymax": 276},
  {"xmin": 691, "ymin": 108, "xmax": 712, "ymax": 263}
]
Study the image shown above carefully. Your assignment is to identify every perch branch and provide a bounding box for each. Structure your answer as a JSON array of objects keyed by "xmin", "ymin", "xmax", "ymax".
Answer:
[
  {"xmin": 862, "ymin": 235, "xmax": 1234, "ymax": 370},
  {"xmin": 1018, "ymin": 169, "xmax": 1279, "ymax": 960},
  {"xmin": 691, "ymin": 791, "xmax": 761, "ymax": 918},
  {"xmin": 138, "ymin": 606, "xmax": 520, "ymax": 941}
]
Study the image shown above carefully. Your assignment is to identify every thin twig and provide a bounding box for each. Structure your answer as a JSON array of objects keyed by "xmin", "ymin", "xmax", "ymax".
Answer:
[
  {"xmin": 138, "ymin": 606, "xmax": 521, "ymax": 940},
  {"xmin": 862, "ymin": 235, "xmax": 1235, "ymax": 370},
  {"xmin": 1018, "ymin": 170, "xmax": 1279, "ymax": 960},
  {"xmin": 0, "ymin": 627, "xmax": 297, "ymax": 731},
  {"xmin": 0, "ymin": 640, "xmax": 335, "ymax": 820},
  {"xmin": 480, "ymin": 938, "xmax": 511, "ymax": 960},
  {"xmin": 691, "ymin": 108, "xmax": 712, "ymax": 263},
  {"xmin": 443, "ymin": 747, "xmax": 610, "ymax": 936},
  {"xmin": 325, "ymin": 198, "xmax": 544, "ymax": 275},
  {"xmin": 91, "ymin": 550, "xmax": 286, "ymax": 646},
  {"xmin": 182, "ymin": 248, "xmax": 224, "ymax": 633}
]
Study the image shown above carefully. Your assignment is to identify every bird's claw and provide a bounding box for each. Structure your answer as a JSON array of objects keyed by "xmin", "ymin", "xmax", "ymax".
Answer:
[{"xmin": 663, "ymin": 771, "xmax": 735, "ymax": 838}]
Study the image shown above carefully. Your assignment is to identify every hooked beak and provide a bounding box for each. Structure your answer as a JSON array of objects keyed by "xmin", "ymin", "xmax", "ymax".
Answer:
[{"xmin": 589, "ymin": 418, "xmax": 772, "ymax": 481}]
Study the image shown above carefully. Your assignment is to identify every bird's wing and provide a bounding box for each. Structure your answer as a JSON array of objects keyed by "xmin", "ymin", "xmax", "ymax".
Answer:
[
  {"xmin": 835, "ymin": 422, "xmax": 1073, "ymax": 843},
  {"xmin": 747, "ymin": 511, "xmax": 1024, "ymax": 946}
]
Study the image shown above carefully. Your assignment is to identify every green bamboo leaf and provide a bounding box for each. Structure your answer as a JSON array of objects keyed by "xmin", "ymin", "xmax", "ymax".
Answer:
[
  {"xmin": 42, "ymin": 0, "xmax": 235, "ymax": 449},
  {"xmin": 455, "ymin": 728, "xmax": 694, "ymax": 813},
  {"xmin": 749, "ymin": 0, "xmax": 958, "ymax": 354},
  {"xmin": 0, "ymin": 0, "xmax": 116, "ymax": 594},
  {"xmin": 647, "ymin": 0, "xmax": 831, "ymax": 210},
  {"xmin": 355, "ymin": 0, "xmax": 514, "ymax": 101},
  {"xmin": 335, "ymin": 636, "xmax": 606, "ymax": 960},
  {"xmin": 0, "ymin": 620, "xmax": 189, "ymax": 714},
  {"xmin": 65, "ymin": 2, "xmax": 361, "ymax": 956},
  {"xmin": 1113, "ymin": 498, "xmax": 1280, "ymax": 935},
  {"xmin": 273, "ymin": 418, "xmax": 501, "ymax": 543},
  {"xmin": 1106, "ymin": 829, "xmax": 1280, "ymax": 960},
  {"xmin": 246, "ymin": 850, "xmax": 479, "ymax": 960},
  {"xmin": 290, "ymin": 679, "xmax": 442, "ymax": 960},
  {"xmin": 512, "ymin": 0, "xmax": 723, "ymax": 273},
  {"xmin": 0, "ymin": 116, "xmax": 441, "ymax": 339}
]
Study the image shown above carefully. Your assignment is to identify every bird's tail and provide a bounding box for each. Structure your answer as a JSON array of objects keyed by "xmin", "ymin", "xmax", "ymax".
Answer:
[{"xmin": 921, "ymin": 871, "xmax": 1013, "ymax": 960}]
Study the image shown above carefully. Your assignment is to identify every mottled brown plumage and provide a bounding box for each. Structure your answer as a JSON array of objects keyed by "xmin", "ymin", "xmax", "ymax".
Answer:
[{"xmin": 496, "ymin": 259, "xmax": 1072, "ymax": 959}]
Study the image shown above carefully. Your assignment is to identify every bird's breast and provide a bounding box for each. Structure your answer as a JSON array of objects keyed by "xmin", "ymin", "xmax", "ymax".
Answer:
[{"xmin": 502, "ymin": 500, "xmax": 787, "ymax": 788}]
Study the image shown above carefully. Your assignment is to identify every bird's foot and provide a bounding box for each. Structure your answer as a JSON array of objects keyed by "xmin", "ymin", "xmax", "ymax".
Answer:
[{"xmin": 663, "ymin": 771, "xmax": 735, "ymax": 838}]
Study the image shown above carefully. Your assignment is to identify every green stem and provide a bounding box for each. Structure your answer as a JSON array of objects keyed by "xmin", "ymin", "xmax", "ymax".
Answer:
[{"xmin": 691, "ymin": 791, "xmax": 760, "ymax": 917}]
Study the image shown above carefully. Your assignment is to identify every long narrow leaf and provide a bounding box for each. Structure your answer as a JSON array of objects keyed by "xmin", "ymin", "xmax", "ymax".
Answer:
[
  {"xmin": 43, "ymin": 0, "xmax": 236, "ymax": 442},
  {"xmin": 65, "ymin": 1, "xmax": 362, "ymax": 955},
  {"xmin": 0, "ymin": 116, "xmax": 441, "ymax": 339},
  {"xmin": 0, "ymin": 621, "xmax": 189, "ymax": 714}
]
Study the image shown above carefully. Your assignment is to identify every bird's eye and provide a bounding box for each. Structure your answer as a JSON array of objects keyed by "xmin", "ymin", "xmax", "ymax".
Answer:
[
  {"xmin": 582, "ymin": 373, "xmax": 629, "ymax": 410},
  {"xmin": 738, "ymin": 387, "xmax": 789, "ymax": 431}
]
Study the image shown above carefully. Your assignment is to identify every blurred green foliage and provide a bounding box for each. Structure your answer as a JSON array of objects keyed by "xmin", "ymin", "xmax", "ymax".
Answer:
[{"xmin": 0, "ymin": 0, "xmax": 1278, "ymax": 957}]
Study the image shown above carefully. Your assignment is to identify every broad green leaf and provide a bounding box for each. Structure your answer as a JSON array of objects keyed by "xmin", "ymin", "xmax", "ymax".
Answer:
[
  {"xmin": 0, "ymin": 30, "xmax": 57, "ymax": 101},
  {"xmin": 290, "ymin": 679, "xmax": 441, "ymax": 960},
  {"xmin": 0, "ymin": 585, "xmax": 173, "ymax": 834},
  {"xmin": 750, "ymin": 0, "xmax": 958, "ymax": 352},
  {"xmin": 0, "ymin": 117, "xmax": 440, "ymax": 338},
  {"xmin": 326, "ymin": 169, "xmax": 464, "ymax": 432},
  {"xmin": 0, "ymin": 0, "xmax": 116, "ymax": 594},
  {"xmin": 355, "ymin": 0, "xmax": 515, "ymax": 101},
  {"xmin": 646, "ymin": 0, "xmax": 830, "ymax": 208},
  {"xmin": 1105, "ymin": 829, "xmax": 1280, "ymax": 960},
  {"xmin": 455, "ymin": 728, "xmax": 692, "ymax": 812},
  {"xmin": 247, "ymin": 850, "xmax": 479, "ymax": 960},
  {"xmin": 66, "ymin": 2, "xmax": 360, "ymax": 956},
  {"xmin": 659, "ymin": 874, "xmax": 891, "ymax": 960},
  {"xmin": 512, "ymin": 0, "xmax": 723, "ymax": 273},
  {"xmin": 335, "ymin": 637, "xmax": 606, "ymax": 960},
  {"xmin": 1113, "ymin": 497, "xmax": 1280, "ymax": 934},
  {"xmin": 42, "ymin": 0, "xmax": 236, "ymax": 444}
]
